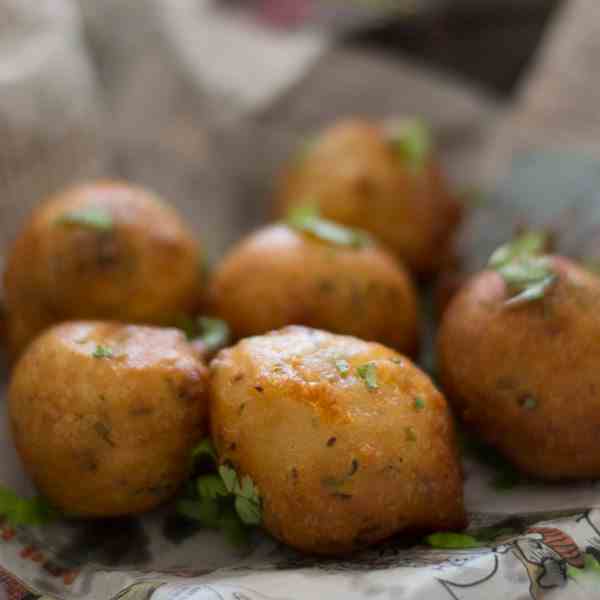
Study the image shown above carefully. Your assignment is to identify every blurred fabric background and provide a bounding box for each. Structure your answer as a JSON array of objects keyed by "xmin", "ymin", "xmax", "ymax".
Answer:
[{"xmin": 0, "ymin": 0, "xmax": 592, "ymax": 263}]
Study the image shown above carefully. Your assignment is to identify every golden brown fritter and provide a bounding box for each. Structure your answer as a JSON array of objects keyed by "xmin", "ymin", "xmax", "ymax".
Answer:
[
  {"xmin": 9, "ymin": 322, "xmax": 209, "ymax": 516},
  {"xmin": 210, "ymin": 326, "xmax": 466, "ymax": 555},
  {"xmin": 210, "ymin": 224, "xmax": 420, "ymax": 356},
  {"xmin": 438, "ymin": 256, "xmax": 600, "ymax": 480},
  {"xmin": 3, "ymin": 181, "xmax": 203, "ymax": 359},
  {"xmin": 274, "ymin": 119, "xmax": 461, "ymax": 276}
]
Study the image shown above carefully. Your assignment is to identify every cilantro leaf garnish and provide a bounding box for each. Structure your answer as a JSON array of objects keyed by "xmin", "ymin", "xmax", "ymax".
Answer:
[
  {"xmin": 567, "ymin": 552, "xmax": 600, "ymax": 582},
  {"xmin": 92, "ymin": 345, "xmax": 113, "ymax": 359},
  {"xmin": 56, "ymin": 208, "xmax": 113, "ymax": 231},
  {"xmin": 414, "ymin": 397, "xmax": 426, "ymax": 411},
  {"xmin": 425, "ymin": 526, "xmax": 519, "ymax": 550},
  {"xmin": 335, "ymin": 359, "xmax": 350, "ymax": 377},
  {"xmin": 197, "ymin": 317, "xmax": 230, "ymax": 352},
  {"xmin": 489, "ymin": 231, "xmax": 549, "ymax": 269},
  {"xmin": 218, "ymin": 506, "xmax": 250, "ymax": 546},
  {"xmin": 238, "ymin": 475, "xmax": 260, "ymax": 501},
  {"xmin": 286, "ymin": 204, "xmax": 371, "ymax": 249},
  {"xmin": 218, "ymin": 465, "xmax": 239, "ymax": 494},
  {"xmin": 0, "ymin": 486, "xmax": 58, "ymax": 527},
  {"xmin": 177, "ymin": 497, "xmax": 219, "ymax": 526},
  {"xmin": 197, "ymin": 475, "xmax": 228, "ymax": 500},
  {"xmin": 385, "ymin": 118, "xmax": 432, "ymax": 170},
  {"xmin": 424, "ymin": 532, "xmax": 482, "ymax": 549},
  {"xmin": 191, "ymin": 438, "xmax": 218, "ymax": 463},
  {"xmin": 178, "ymin": 437, "xmax": 262, "ymax": 544},
  {"xmin": 175, "ymin": 315, "xmax": 230, "ymax": 352},
  {"xmin": 357, "ymin": 362, "xmax": 378, "ymax": 391},
  {"xmin": 235, "ymin": 495, "xmax": 261, "ymax": 526},
  {"xmin": 488, "ymin": 233, "xmax": 556, "ymax": 306}
]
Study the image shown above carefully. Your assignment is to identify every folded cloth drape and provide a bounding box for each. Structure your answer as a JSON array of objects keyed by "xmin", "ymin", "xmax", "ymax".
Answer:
[{"xmin": 0, "ymin": 0, "xmax": 497, "ymax": 263}]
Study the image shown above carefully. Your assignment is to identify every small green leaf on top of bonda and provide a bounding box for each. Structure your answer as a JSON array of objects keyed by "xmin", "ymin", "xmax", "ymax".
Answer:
[{"xmin": 286, "ymin": 203, "xmax": 371, "ymax": 249}]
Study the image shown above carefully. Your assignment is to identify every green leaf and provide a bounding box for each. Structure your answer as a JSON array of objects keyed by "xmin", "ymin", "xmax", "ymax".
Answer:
[
  {"xmin": 357, "ymin": 362, "xmax": 378, "ymax": 391},
  {"xmin": 335, "ymin": 359, "xmax": 350, "ymax": 378},
  {"xmin": 287, "ymin": 202, "xmax": 320, "ymax": 221},
  {"xmin": 92, "ymin": 345, "xmax": 114, "ymax": 359},
  {"xmin": 238, "ymin": 475, "xmax": 260, "ymax": 502},
  {"xmin": 414, "ymin": 396, "xmax": 426, "ymax": 411},
  {"xmin": 176, "ymin": 497, "xmax": 220, "ymax": 527},
  {"xmin": 504, "ymin": 274, "xmax": 556, "ymax": 307},
  {"xmin": 567, "ymin": 552, "xmax": 600, "ymax": 582},
  {"xmin": 386, "ymin": 118, "xmax": 432, "ymax": 170},
  {"xmin": 496, "ymin": 257, "xmax": 551, "ymax": 285},
  {"xmin": 178, "ymin": 451, "xmax": 262, "ymax": 543},
  {"xmin": 197, "ymin": 475, "xmax": 228, "ymax": 500},
  {"xmin": 218, "ymin": 506, "xmax": 250, "ymax": 546},
  {"xmin": 235, "ymin": 496, "xmax": 261, "ymax": 526},
  {"xmin": 175, "ymin": 315, "xmax": 230, "ymax": 351},
  {"xmin": 424, "ymin": 532, "xmax": 482, "ymax": 549},
  {"xmin": 287, "ymin": 204, "xmax": 371, "ymax": 249},
  {"xmin": 197, "ymin": 317, "xmax": 230, "ymax": 353},
  {"xmin": 56, "ymin": 208, "xmax": 113, "ymax": 231},
  {"xmin": 0, "ymin": 486, "xmax": 58, "ymax": 526},
  {"xmin": 488, "ymin": 235, "xmax": 557, "ymax": 306},
  {"xmin": 191, "ymin": 438, "xmax": 217, "ymax": 464},
  {"xmin": 489, "ymin": 231, "xmax": 549, "ymax": 269},
  {"xmin": 218, "ymin": 465, "xmax": 239, "ymax": 494}
]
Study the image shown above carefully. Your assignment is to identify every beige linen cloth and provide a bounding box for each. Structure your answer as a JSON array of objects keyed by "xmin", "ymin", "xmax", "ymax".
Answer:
[
  {"xmin": 0, "ymin": 0, "xmax": 497, "ymax": 269},
  {"xmin": 1, "ymin": 0, "xmax": 598, "ymax": 263}
]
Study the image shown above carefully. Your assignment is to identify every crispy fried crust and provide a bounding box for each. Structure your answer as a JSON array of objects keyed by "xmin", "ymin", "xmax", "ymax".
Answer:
[
  {"xmin": 9, "ymin": 322, "xmax": 208, "ymax": 516},
  {"xmin": 210, "ymin": 224, "xmax": 420, "ymax": 356},
  {"xmin": 438, "ymin": 256, "xmax": 600, "ymax": 480},
  {"xmin": 274, "ymin": 119, "xmax": 462, "ymax": 276},
  {"xmin": 3, "ymin": 181, "xmax": 203, "ymax": 359},
  {"xmin": 210, "ymin": 326, "xmax": 466, "ymax": 555}
]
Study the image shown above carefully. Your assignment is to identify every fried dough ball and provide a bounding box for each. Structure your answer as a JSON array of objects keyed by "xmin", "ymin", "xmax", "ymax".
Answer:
[
  {"xmin": 210, "ymin": 326, "xmax": 465, "ymax": 555},
  {"xmin": 3, "ymin": 181, "xmax": 203, "ymax": 359},
  {"xmin": 274, "ymin": 118, "xmax": 461, "ymax": 276},
  {"xmin": 9, "ymin": 322, "xmax": 208, "ymax": 516},
  {"xmin": 438, "ymin": 256, "xmax": 600, "ymax": 480},
  {"xmin": 210, "ymin": 224, "xmax": 420, "ymax": 356}
]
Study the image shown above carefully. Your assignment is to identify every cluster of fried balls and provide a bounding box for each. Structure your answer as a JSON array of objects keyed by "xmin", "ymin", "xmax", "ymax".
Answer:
[{"xmin": 2, "ymin": 117, "xmax": 597, "ymax": 557}]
